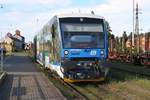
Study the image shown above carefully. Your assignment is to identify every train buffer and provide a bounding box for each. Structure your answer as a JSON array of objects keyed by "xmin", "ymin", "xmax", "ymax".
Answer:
[{"xmin": 0, "ymin": 52, "xmax": 66, "ymax": 100}]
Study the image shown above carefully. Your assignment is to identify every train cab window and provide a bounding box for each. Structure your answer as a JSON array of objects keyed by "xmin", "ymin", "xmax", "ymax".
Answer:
[
  {"xmin": 61, "ymin": 23, "xmax": 105, "ymax": 49},
  {"xmin": 99, "ymin": 33, "xmax": 105, "ymax": 48}
]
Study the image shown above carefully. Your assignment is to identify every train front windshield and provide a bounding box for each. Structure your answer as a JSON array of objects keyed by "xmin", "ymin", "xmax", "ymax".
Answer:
[{"xmin": 61, "ymin": 23, "xmax": 104, "ymax": 49}]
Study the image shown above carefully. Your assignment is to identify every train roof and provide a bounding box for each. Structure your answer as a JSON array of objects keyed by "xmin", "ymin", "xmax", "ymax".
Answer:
[{"xmin": 55, "ymin": 13, "xmax": 104, "ymax": 19}]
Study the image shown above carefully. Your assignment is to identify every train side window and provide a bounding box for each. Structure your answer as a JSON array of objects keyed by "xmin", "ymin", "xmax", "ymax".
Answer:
[{"xmin": 51, "ymin": 25, "xmax": 55, "ymax": 38}]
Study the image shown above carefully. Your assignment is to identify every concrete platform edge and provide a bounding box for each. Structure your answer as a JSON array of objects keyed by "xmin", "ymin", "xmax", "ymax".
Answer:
[{"xmin": 0, "ymin": 72, "xmax": 7, "ymax": 87}]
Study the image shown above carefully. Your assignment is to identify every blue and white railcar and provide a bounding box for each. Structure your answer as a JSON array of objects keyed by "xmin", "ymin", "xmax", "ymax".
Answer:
[{"xmin": 34, "ymin": 13, "xmax": 109, "ymax": 82}]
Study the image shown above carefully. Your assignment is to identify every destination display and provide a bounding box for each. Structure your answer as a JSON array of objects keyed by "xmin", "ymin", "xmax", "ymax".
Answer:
[{"xmin": 62, "ymin": 23, "xmax": 103, "ymax": 32}]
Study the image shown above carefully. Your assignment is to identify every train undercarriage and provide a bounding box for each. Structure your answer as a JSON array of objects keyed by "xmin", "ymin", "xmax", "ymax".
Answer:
[
  {"xmin": 108, "ymin": 51, "xmax": 150, "ymax": 66},
  {"xmin": 60, "ymin": 58, "xmax": 109, "ymax": 82}
]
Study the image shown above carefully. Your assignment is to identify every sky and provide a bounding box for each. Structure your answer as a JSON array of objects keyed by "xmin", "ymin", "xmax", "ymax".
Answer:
[{"xmin": 0, "ymin": 0, "xmax": 150, "ymax": 42}]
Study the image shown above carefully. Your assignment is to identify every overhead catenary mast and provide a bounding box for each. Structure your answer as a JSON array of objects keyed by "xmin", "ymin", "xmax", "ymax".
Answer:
[{"xmin": 135, "ymin": 2, "xmax": 140, "ymax": 53}]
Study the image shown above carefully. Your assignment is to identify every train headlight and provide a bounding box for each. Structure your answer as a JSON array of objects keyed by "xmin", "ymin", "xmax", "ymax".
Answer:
[
  {"xmin": 100, "ymin": 50, "xmax": 104, "ymax": 55},
  {"xmin": 89, "ymin": 62, "xmax": 93, "ymax": 66},
  {"xmin": 77, "ymin": 62, "xmax": 81, "ymax": 66},
  {"xmin": 64, "ymin": 50, "xmax": 69, "ymax": 55}
]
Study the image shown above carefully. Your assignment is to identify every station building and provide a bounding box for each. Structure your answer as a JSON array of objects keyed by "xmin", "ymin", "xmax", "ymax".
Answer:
[{"xmin": 2, "ymin": 30, "xmax": 25, "ymax": 54}]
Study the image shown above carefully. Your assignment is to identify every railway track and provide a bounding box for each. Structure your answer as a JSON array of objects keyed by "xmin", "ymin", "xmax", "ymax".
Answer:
[
  {"xmin": 65, "ymin": 82, "xmax": 89, "ymax": 100},
  {"xmin": 108, "ymin": 62, "xmax": 150, "ymax": 77},
  {"xmin": 66, "ymin": 82, "xmax": 105, "ymax": 100},
  {"xmin": 50, "ymin": 62, "xmax": 150, "ymax": 99},
  {"xmin": 47, "ymin": 70, "xmax": 112, "ymax": 100},
  {"xmin": 63, "ymin": 65, "xmax": 150, "ymax": 100},
  {"xmin": 45, "ymin": 69, "xmax": 109, "ymax": 100},
  {"xmin": 40, "ymin": 62, "xmax": 149, "ymax": 100},
  {"xmin": 38, "ymin": 61, "xmax": 150, "ymax": 100}
]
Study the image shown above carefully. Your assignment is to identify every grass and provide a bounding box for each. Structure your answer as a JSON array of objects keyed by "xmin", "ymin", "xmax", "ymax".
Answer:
[
  {"xmin": 107, "ymin": 79, "xmax": 150, "ymax": 100},
  {"xmin": 109, "ymin": 69, "xmax": 138, "ymax": 81},
  {"xmin": 72, "ymin": 68, "xmax": 150, "ymax": 100},
  {"xmin": 132, "ymin": 78, "xmax": 150, "ymax": 91},
  {"xmin": 106, "ymin": 68, "xmax": 150, "ymax": 100}
]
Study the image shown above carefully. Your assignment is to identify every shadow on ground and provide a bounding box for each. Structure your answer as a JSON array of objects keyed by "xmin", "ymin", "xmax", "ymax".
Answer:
[{"xmin": 4, "ymin": 55, "xmax": 37, "ymax": 72}]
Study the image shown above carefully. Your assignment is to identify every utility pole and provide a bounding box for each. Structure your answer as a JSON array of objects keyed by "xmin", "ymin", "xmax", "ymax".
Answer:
[{"xmin": 135, "ymin": 2, "xmax": 140, "ymax": 53}]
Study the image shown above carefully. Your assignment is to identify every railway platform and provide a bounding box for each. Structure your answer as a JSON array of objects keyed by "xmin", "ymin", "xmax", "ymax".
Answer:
[{"xmin": 0, "ymin": 52, "xmax": 66, "ymax": 100}]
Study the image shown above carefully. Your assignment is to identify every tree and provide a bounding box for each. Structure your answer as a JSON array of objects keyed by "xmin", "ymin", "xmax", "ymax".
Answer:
[
  {"xmin": 106, "ymin": 21, "xmax": 113, "ymax": 52},
  {"xmin": 109, "ymin": 34, "xmax": 115, "ymax": 52},
  {"xmin": 115, "ymin": 36, "xmax": 119, "ymax": 52},
  {"xmin": 106, "ymin": 21, "xmax": 112, "ymax": 42},
  {"xmin": 129, "ymin": 32, "xmax": 132, "ymax": 46},
  {"xmin": 122, "ymin": 31, "xmax": 128, "ymax": 53}
]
